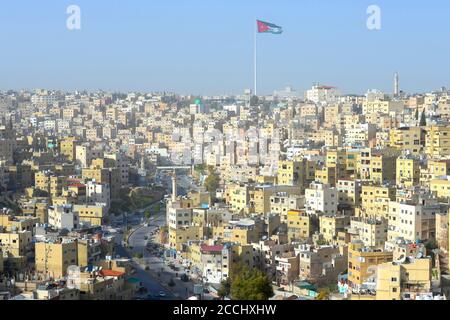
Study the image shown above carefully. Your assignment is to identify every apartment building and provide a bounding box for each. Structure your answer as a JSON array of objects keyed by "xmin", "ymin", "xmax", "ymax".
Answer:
[
  {"xmin": 287, "ymin": 210, "xmax": 315, "ymax": 242},
  {"xmin": 348, "ymin": 241, "xmax": 393, "ymax": 289},
  {"xmin": 305, "ymin": 182, "xmax": 338, "ymax": 216}
]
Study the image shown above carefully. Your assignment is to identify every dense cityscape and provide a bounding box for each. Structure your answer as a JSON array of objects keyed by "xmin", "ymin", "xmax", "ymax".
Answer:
[{"xmin": 0, "ymin": 79, "xmax": 450, "ymax": 301}]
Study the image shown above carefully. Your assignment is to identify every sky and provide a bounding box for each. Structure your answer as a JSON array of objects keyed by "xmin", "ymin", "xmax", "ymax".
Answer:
[{"xmin": 0, "ymin": 0, "xmax": 449, "ymax": 95}]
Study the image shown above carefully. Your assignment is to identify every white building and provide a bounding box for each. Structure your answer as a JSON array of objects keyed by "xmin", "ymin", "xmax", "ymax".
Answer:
[
  {"xmin": 86, "ymin": 181, "xmax": 111, "ymax": 211},
  {"xmin": 48, "ymin": 205, "xmax": 79, "ymax": 230},
  {"xmin": 388, "ymin": 198, "xmax": 446, "ymax": 243},
  {"xmin": 167, "ymin": 205, "xmax": 193, "ymax": 230},
  {"xmin": 305, "ymin": 182, "xmax": 338, "ymax": 216},
  {"xmin": 269, "ymin": 193, "xmax": 305, "ymax": 223},
  {"xmin": 344, "ymin": 123, "xmax": 376, "ymax": 147},
  {"xmin": 306, "ymin": 85, "xmax": 341, "ymax": 104},
  {"xmin": 198, "ymin": 244, "xmax": 232, "ymax": 284}
]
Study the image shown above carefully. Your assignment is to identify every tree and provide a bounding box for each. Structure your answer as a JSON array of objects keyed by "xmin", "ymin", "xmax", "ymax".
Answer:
[
  {"xmin": 315, "ymin": 288, "xmax": 331, "ymax": 300},
  {"xmin": 250, "ymin": 95, "xmax": 259, "ymax": 107},
  {"xmin": 218, "ymin": 278, "xmax": 231, "ymax": 299},
  {"xmin": 229, "ymin": 264, "xmax": 274, "ymax": 300},
  {"xmin": 204, "ymin": 166, "xmax": 220, "ymax": 194},
  {"xmin": 415, "ymin": 107, "xmax": 419, "ymax": 121},
  {"xmin": 420, "ymin": 109, "xmax": 427, "ymax": 126}
]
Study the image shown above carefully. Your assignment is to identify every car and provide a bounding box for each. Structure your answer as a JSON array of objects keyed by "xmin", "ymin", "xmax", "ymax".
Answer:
[
  {"xmin": 159, "ymin": 291, "xmax": 166, "ymax": 297},
  {"xmin": 144, "ymin": 236, "xmax": 148, "ymax": 240}
]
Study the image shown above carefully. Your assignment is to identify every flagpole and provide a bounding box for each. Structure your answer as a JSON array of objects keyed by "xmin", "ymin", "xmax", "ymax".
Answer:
[{"xmin": 254, "ymin": 19, "xmax": 257, "ymax": 97}]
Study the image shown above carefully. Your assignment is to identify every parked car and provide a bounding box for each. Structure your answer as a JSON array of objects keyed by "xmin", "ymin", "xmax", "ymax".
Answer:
[{"xmin": 159, "ymin": 291, "xmax": 166, "ymax": 297}]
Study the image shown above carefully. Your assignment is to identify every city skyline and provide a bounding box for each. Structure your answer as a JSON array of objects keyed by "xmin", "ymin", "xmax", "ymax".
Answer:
[{"xmin": 0, "ymin": 0, "xmax": 449, "ymax": 95}]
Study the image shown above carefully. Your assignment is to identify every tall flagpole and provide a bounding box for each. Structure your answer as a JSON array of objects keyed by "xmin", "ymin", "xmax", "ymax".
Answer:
[{"xmin": 254, "ymin": 19, "xmax": 257, "ymax": 97}]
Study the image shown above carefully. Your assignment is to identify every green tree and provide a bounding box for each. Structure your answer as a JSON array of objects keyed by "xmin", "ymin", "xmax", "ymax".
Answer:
[
  {"xmin": 250, "ymin": 95, "xmax": 259, "ymax": 107},
  {"xmin": 229, "ymin": 264, "xmax": 274, "ymax": 300},
  {"xmin": 204, "ymin": 167, "xmax": 220, "ymax": 194},
  {"xmin": 218, "ymin": 278, "xmax": 231, "ymax": 299},
  {"xmin": 315, "ymin": 288, "xmax": 331, "ymax": 300},
  {"xmin": 420, "ymin": 109, "xmax": 427, "ymax": 126},
  {"xmin": 194, "ymin": 164, "xmax": 206, "ymax": 174}
]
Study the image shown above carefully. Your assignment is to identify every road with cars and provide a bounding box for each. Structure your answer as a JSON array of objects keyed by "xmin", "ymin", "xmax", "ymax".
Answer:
[{"xmin": 111, "ymin": 172, "xmax": 203, "ymax": 300}]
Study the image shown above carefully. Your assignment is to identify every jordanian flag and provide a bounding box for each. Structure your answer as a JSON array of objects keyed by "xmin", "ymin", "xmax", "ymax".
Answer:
[{"xmin": 257, "ymin": 20, "xmax": 283, "ymax": 34}]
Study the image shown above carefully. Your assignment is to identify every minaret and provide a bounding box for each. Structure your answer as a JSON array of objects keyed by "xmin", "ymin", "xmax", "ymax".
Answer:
[
  {"xmin": 394, "ymin": 72, "xmax": 399, "ymax": 98},
  {"xmin": 171, "ymin": 170, "xmax": 177, "ymax": 202}
]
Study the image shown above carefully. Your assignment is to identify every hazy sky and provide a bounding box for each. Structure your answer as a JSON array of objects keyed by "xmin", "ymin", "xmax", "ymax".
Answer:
[{"xmin": 0, "ymin": 0, "xmax": 448, "ymax": 95}]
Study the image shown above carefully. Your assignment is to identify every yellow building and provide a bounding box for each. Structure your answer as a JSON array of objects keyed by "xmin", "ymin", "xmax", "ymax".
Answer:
[
  {"xmin": 362, "ymin": 100, "xmax": 404, "ymax": 115},
  {"xmin": 50, "ymin": 176, "xmax": 68, "ymax": 198},
  {"xmin": 376, "ymin": 258, "xmax": 432, "ymax": 300},
  {"xmin": 287, "ymin": 210, "xmax": 314, "ymax": 242},
  {"xmin": 0, "ymin": 231, "xmax": 33, "ymax": 257},
  {"xmin": 430, "ymin": 179, "xmax": 450, "ymax": 199},
  {"xmin": 337, "ymin": 179, "xmax": 362, "ymax": 206},
  {"xmin": 73, "ymin": 205, "xmax": 107, "ymax": 226},
  {"xmin": 226, "ymin": 184, "xmax": 250, "ymax": 213},
  {"xmin": 422, "ymin": 160, "xmax": 450, "ymax": 185},
  {"xmin": 359, "ymin": 185, "xmax": 396, "ymax": 219},
  {"xmin": 251, "ymin": 185, "xmax": 301, "ymax": 215},
  {"xmin": 82, "ymin": 167, "xmax": 109, "ymax": 183},
  {"xmin": 348, "ymin": 241, "xmax": 393, "ymax": 289},
  {"xmin": 319, "ymin": 215, "xmax": 350, "ymax": 243},
  {"xmin": 369, "ymin": 153, "xmax": 397, "ymax": 184},
  {"xmin": 315, "ymin": 166, "xmax": 336, "ymax": 187},
  {"xmin": 426, "ymin": 125, "xmax": 450, "ymax": 157},
  {"xmin": 35, "ymin": 238, "xmax": 78, "ymax": 278},
  {"xmin": 277, "ymin": 160, "xmax": 306, "ymax": 187},
  {"xmin": 168, "ymin": 226, "xmax": 205, "ymax": 251},
  {"xmin": 396, "ymin": 157, "xmax": 420, "ymax": 187},
  {"xmin": 60, "ymin": 137, "xmax": 78, "ymax": 161},
  {"xmin": 326, "ymin": 149, "xmax": 348, "ymax": 181},
  {"xmin": 389, "ymin": 127, "xmax": 425, "ymax": 156},
  {"xmin": 0, "ymin": 215, "xmax": 39, "ymax": 234},
  {"xmin": 35, "ymin": 171, "xmax": 50, "ymax": 194},
  {"xmin": 77, "ymin": 237, "xmax": 106, "ymax": 267},
  {"xmin": 345, "ymin": 149, "xmax": 359, "ymax": 177},
  {"xmin": 20, "ymin": 198, "xmax": 49, "ymax": 224},
  {"xmin": 213, "ymin": 219, "xmax": 263, "ymax": 245}
]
